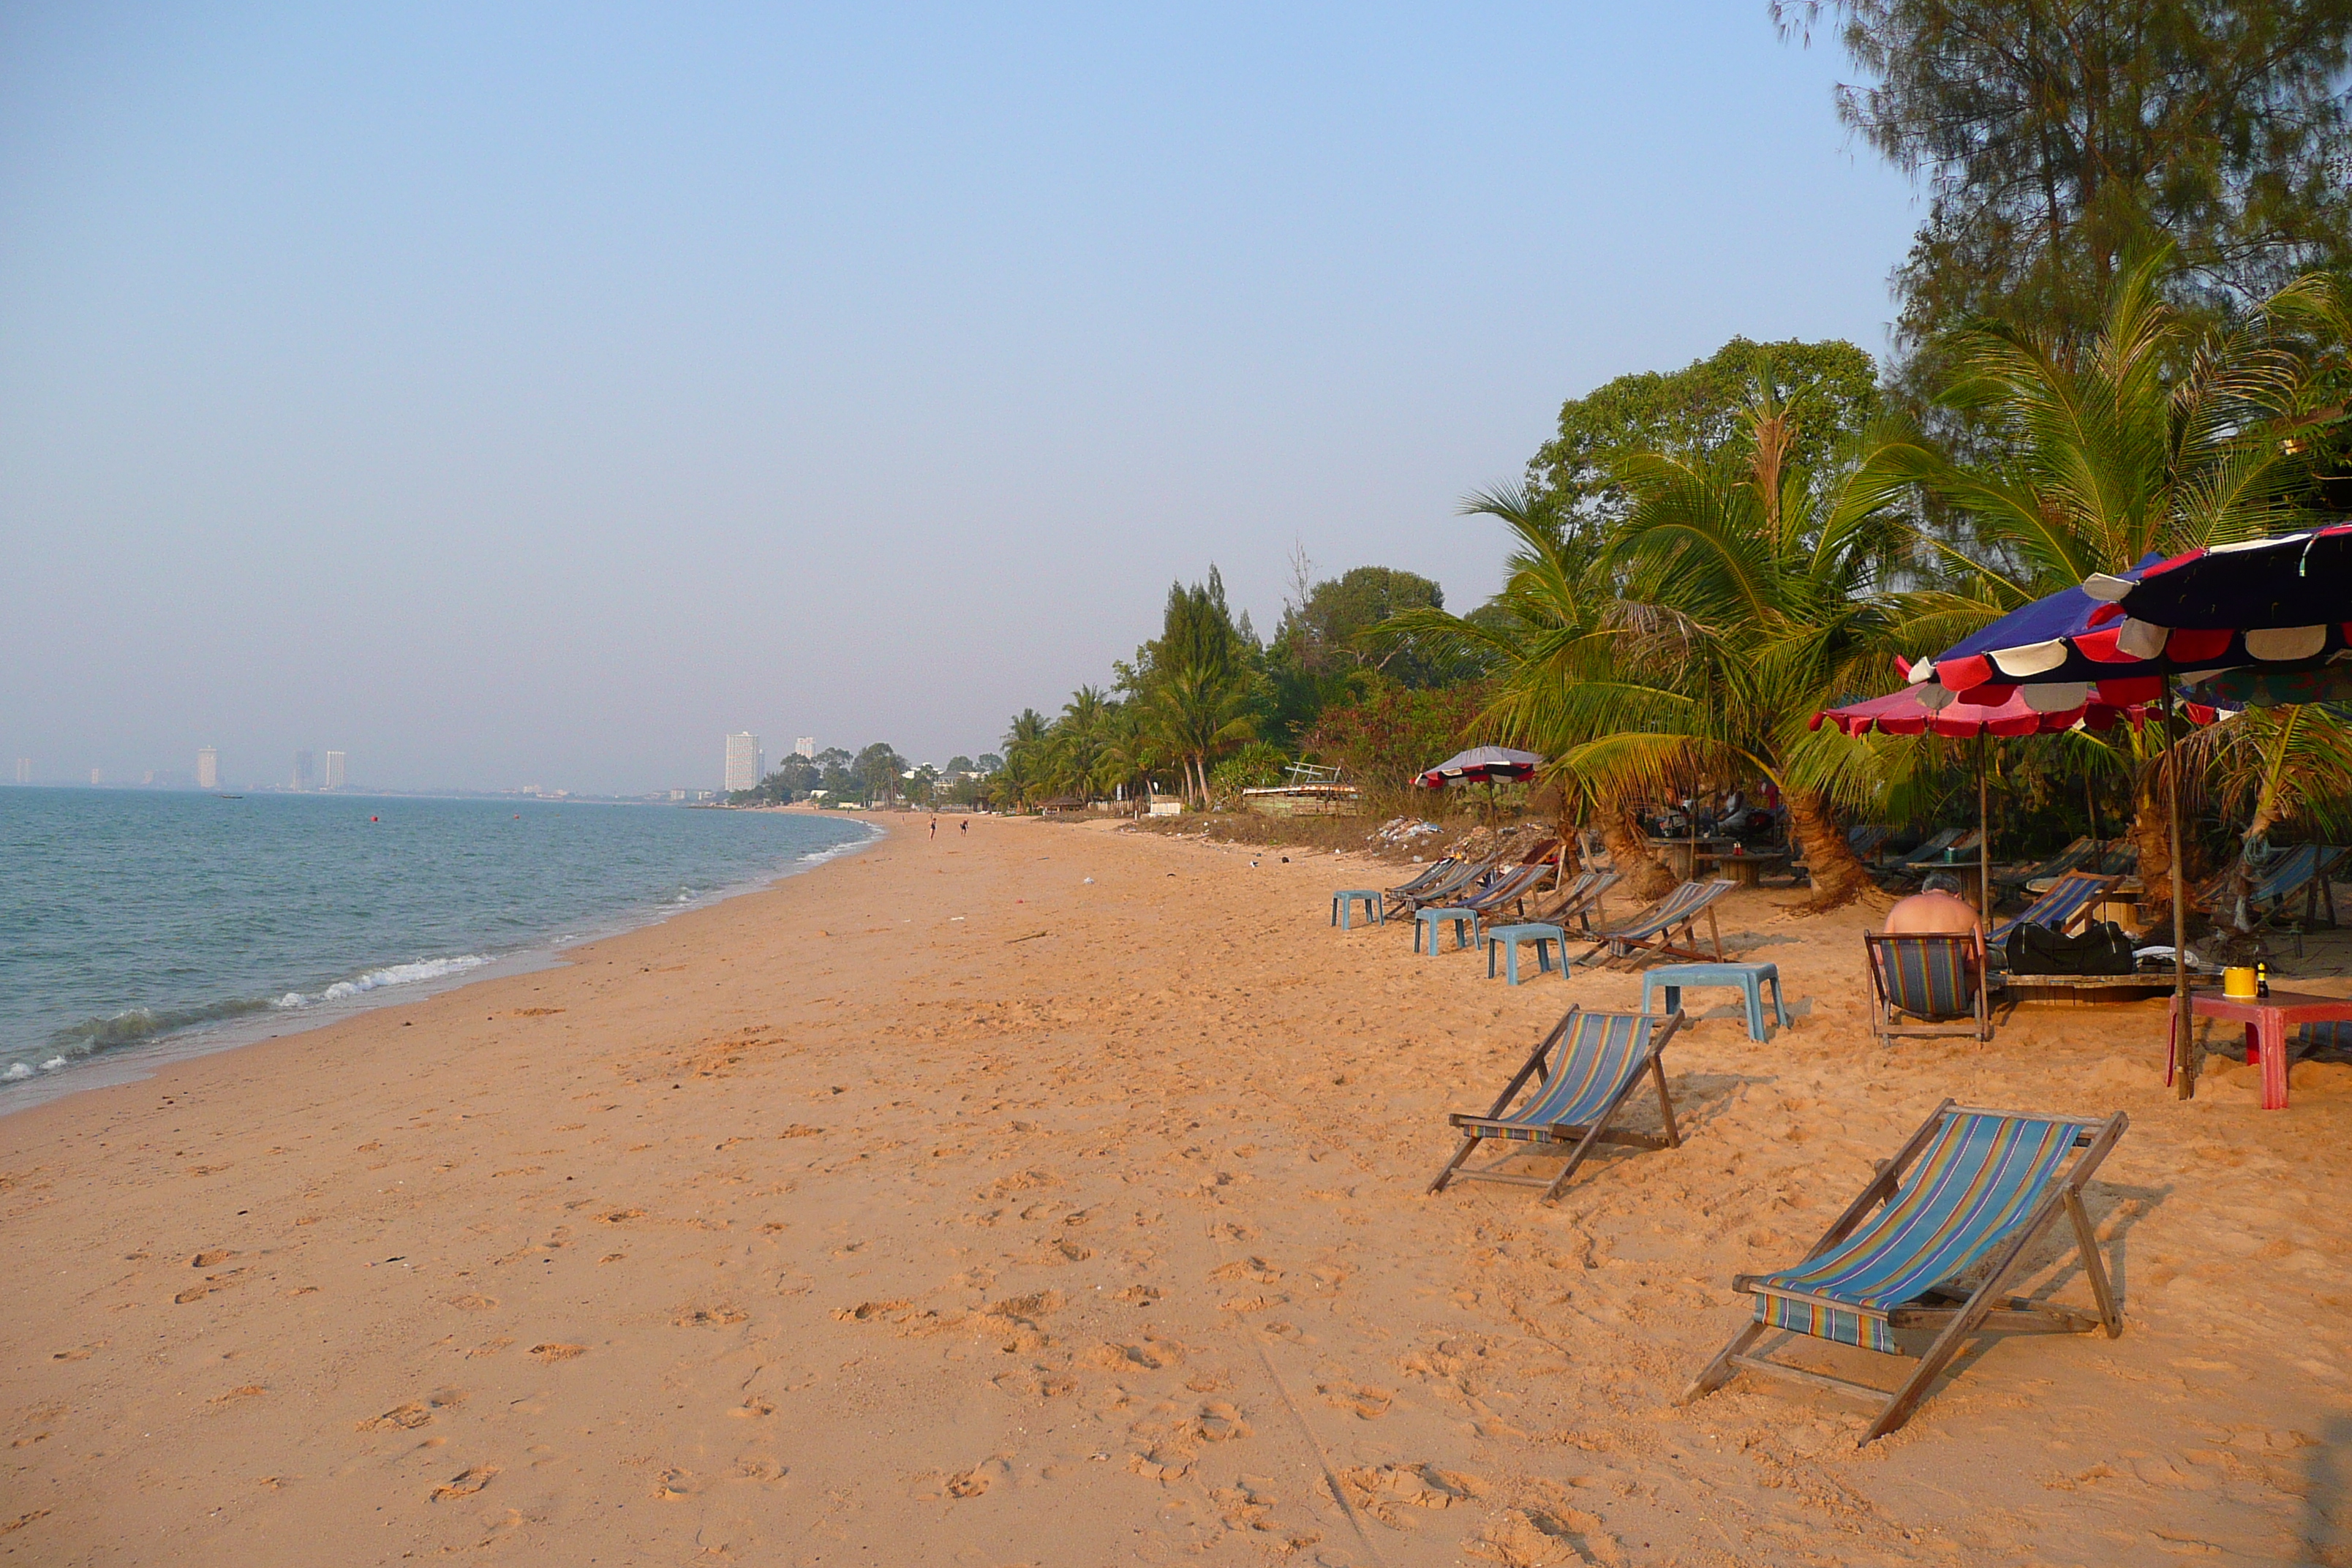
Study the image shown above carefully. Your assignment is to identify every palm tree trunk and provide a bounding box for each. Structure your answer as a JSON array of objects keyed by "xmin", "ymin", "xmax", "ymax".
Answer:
[
  {"xmin": 2130, "ymin": 765, "xmax": 2176, "ymax": 930},
  {"xmin": 1786, "ymin": 788, "xmax": 1876, "ymax": 911},
  {"xmin": 1600, "ymin": 802, "xmax": 1676, "ymax": 900}
]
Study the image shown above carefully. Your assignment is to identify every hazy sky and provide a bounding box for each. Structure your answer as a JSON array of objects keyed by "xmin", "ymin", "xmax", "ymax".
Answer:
[{"xmin": 1, "ymin": 4, "xmax": 1917, "ymax": 794}]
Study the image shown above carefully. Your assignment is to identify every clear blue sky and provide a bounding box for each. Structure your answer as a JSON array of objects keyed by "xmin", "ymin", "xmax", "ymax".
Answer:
[{"xmin": 1, "ymin": 3, "xmax": 1918, "ymax": 794}]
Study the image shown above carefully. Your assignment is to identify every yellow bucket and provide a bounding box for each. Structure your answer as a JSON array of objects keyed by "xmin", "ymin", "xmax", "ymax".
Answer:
[{"xmin": 2223, "ymin": 966, "xmax": 2258, "ymax": 999}]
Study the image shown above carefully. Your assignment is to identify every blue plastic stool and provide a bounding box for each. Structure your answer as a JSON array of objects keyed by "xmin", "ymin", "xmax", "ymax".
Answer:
[
  {"xmin": 1642, "ymin": 962, "xmax": 1789, "ymax": 1042},
  {"xmin": 1485, "ymin": 922, "xmax": 1567, "ymax": 984},
  {"xmin": 1331, "ymin": 889, "xmax": 1384, "ymax": 929},
  {"xmin": 1414, "ymin": 906, "xmax": 1481, "ymax": 956}
]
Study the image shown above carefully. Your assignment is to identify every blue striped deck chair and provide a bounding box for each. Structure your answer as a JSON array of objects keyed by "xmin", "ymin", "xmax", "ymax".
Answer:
[
  {"xmin": 1382, "ymin": 856, "xmax": 1463, "ymax": 915},
  {"xmin": 2199, "ymin": 844, "xmax": 2345, "ymax": 930},
  {"xmin": 1994, "ymin": 837, "xmax": 2094, "ymax": 893},
  {"xmin": 1884, "ymin": 827, "xmax": 1964, "ymax": 871},
  {"xmin": 1987, "ymin": 870, "xmax": 2120, "ymax": 951},
  {"xmin": 1863, "ymin": 932, "xmax": 1991, "ymax": 1043},
  {"xmin": 2093, "ymin": 843, "xmax": 2138, "ymax": 877},
  {"xmin": 1848, "ymin": 824, "xmax": 1892, "ymax": 863},
  {"xmin": 1456, "ymin": 860, "xmax": 1556, "ymax": 919},
  {"xmin": 1429, "ymin": 1006, "xmax": 1685, "ymax": 1204},
  {"xmin": 1531, "ymin": 868, "xmax": 1621, "ymax": 935},
  {"xmin": 1578, "ymin": 879, "xmax": 1735, "ymax": 970},
  {"xmin": 1393, "ymin": 858, "xmax": 1497, "ymax": 916},
  {"xmin": 1684, "ymin": 1101, "xmax": 2127, "ymax": 1443},
  {"xmin": 1887, "ymin": 826, "xmax": 1986, "ymax": 884}
]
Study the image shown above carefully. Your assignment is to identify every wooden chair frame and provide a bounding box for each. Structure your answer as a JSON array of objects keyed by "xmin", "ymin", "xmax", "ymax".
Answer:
[
  {"xmin": 1428, "ymin": 1007, "xmax": 1684, "ymax": 1205},
  {"xmin": 1681, "ymin": 1100, "xmax": 2127, "ymax": 1444}
]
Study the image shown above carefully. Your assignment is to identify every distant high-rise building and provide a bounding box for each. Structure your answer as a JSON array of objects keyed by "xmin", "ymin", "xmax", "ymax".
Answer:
[
  {"xmin": 293, "ymin": 750, "xmax": 314, "ymax": 790},
  {"xmin": 794, "ymin": 736, "xmax": 815, "ymax": 760},
  {"xmin": 197, "ymin": 747, "xmax": 219, "ymax": 789},
  {"xmin": 88, "ymin": 767, "xmax": 102, "ymax": 787},
  {"xmin": 325, "ymin": 750, "xmax": 347, "ymax": 790},
  {"xmin": 13, "ymin": 758, "xmax": 28, "ymax": 785},
  {"xmin": 724, "ymin": 732, "xmax": 762, "ymax": 793}
]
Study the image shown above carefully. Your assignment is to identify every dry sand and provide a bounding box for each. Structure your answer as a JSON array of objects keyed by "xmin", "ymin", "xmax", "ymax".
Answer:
[{"xmin": 4, "ymin": 814, "xmax": 2349, "ymax": 1566}]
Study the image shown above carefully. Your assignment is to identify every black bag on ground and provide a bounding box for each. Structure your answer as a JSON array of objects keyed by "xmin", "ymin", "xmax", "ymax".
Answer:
[{"xmin": 2005, "ymin": 919, "xmax": 2136, "ymax": 976}]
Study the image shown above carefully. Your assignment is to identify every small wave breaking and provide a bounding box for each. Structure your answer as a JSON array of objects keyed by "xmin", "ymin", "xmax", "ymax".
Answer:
[{"xmin": 276, "ymin": 954, "xmax": 491, "ymax": 1009}]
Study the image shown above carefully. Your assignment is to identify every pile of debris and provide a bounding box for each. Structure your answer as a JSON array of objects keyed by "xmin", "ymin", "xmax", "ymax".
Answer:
[
  {"xmin": 1445, "ymin": 821, "xmax": 1560, "ymax": 865},
  {"xmin": 1365, "ymin": 817, "xmax": 1444, "ymax": 848}
]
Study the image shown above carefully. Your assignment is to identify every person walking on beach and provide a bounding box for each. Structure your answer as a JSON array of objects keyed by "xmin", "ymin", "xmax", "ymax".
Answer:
[
  {"xmin": 930, "ymin": 816, "xmax": 938, "ymax": 840},
  {"xmin": 960, "ymin": 818, "xmax": 968, "ymax": 836}
]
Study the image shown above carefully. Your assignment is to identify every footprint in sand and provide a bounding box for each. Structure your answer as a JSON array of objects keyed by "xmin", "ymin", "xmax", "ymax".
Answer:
[
  {"xmin": 1316, "ymin": 1382, "xmax": 1395, "ymax": 1419},
  {"xmin": 529, "ymin": 1343, "xmax": 586, "ymax": 1362},
  {"xmin": 429, "ymin": 1466, "xmax": 497, "ymax": 1501}
]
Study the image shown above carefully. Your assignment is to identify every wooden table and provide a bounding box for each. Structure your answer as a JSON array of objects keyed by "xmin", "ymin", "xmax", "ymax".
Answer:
[
  {"xmin": 2167, "ymin": 988, "xmax": 2352, "ymax": 1110},
  {"xmin": 1699, "ymin": 851, "xmax": 1787, "ymax": 889},
  {"xmin": 1648, "ymin": 837, "xmax": 1733, "ymax": 882}
]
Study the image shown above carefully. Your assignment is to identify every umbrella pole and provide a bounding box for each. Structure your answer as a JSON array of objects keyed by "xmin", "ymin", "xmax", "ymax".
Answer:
[
  {"xmin": 1978, "ymin": 733, "xmax": 1991, "ymax": 929},
  {"xmin": 2166, "ymin": 675, "xmax": 2194, "ymax": 1099}
]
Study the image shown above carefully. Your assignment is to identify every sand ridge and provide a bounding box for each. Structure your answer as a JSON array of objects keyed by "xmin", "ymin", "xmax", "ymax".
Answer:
[{"xmin": 2, "ymin": 814, "xmax": 2348, "ymax": 1564}]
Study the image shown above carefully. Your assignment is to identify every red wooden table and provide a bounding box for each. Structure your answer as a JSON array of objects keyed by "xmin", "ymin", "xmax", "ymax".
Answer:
[{"xmin": 2167, "ymin": 989, "xmax": 2352, "ymax": 1110}]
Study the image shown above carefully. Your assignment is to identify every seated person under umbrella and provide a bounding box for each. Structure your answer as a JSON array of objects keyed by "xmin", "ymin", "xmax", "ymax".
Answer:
[{"xmin": 1885, "ymin": 873, "xmax": 1983, "ymax": 951}]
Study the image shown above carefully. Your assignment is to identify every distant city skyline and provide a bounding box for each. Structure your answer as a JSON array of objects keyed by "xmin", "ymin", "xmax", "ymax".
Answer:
[
  {"xmin": 196, "ymin": 747, "xmax": 218, "ymax": 789},
  {"xmin": 795, "ymin": 737, "xmax": 815, "ymax": 760},
  {"xmin": 325, "ymin": 750, "xmax": 347, "ymax": 790}
]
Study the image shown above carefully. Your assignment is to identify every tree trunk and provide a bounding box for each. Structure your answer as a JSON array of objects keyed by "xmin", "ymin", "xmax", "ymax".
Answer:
[
  {"xmin": 1599, "ymin": 803, "xmax": 1676, "ymax": 901},
  {"xmin": 2131, "ymin": 765, "xmax": 2175, "ymax": 931},
  {"xmin": 1786, "ymin": 788, "xmax": 1877, "ymax": 911}
]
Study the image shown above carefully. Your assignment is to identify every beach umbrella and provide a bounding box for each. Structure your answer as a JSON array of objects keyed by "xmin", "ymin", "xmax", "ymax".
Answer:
[
  {"xmin": 1812, "ymin": 680, "xmax": 2175, "ymax": 921},
  {"xmin": 2085, "ymin": 521, "xmax": 2352, "ymax": 631},
  {"xmin": 1907, "ymin": 557, "xmax": 2348, "ymax": 712},
  {"xmin": 2074, "ymin": 528, "xmax": 2352, "ymax": 1098},
  {"xmin": 1414, "ymin": 746, "xmax": 1543, "ymax": 789}
]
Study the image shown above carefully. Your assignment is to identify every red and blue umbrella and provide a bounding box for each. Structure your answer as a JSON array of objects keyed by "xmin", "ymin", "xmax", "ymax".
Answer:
[{"xmin": 1910, "ymin": 555, "xmax": 2348, "ymax": 711}]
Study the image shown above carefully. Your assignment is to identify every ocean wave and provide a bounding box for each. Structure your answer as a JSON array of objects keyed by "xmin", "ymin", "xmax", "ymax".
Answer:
[
  {"xmin": 42, "ymin": 996, "xmax": 279, "ymax": 1054},
  {"xmin": 279, "ymin": 954, "xmax": 493, "ymax": 1008}
]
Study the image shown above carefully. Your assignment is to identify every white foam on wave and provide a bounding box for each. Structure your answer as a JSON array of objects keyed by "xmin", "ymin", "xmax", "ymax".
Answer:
[
  {"xmin": 3, "ymin": 1063, "xmax": 31, "ymax": 1081},
  {"xmin": 278, "ymin": 954, "xmax": 493, "ymax": 1008}
]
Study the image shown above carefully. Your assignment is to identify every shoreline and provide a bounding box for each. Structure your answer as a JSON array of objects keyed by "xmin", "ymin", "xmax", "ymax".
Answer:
[
  {"xmin": 0, "ymin": 812, "xmax": 881, "ymax": 1119},
  {"xmin": 4, "ymin": 813, "xmax": 2347, "ymax": 1565}
]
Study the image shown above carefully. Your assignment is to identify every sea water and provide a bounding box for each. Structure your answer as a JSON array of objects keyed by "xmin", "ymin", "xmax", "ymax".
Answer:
[{"xmin": 0, "ymin": 789, "xmax": 872, "ymax": 1104}]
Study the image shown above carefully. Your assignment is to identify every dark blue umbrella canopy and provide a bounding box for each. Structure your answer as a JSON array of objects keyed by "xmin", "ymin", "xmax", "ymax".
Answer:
[{"xmin": 2086, "ymin": 522, "xmax": 2352, "ymax": 631}]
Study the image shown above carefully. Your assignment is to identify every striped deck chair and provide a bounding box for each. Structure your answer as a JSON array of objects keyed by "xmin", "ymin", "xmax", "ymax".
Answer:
[
  {"xmin": 1888, "ymin": 827, "xmax": 1986, "ymax": 884},
  {"xmin": 1382, "ymin": 856, "xmax": 1463, "ymax": 914},
  {"xmin": 1994, "ymin": 837, "xmax": 2094, "ymax": 893},
  {"xmin": 1987, "ymin": 870, "xmax": 2120, "ymax": 950},
  {"xmin": 1428, "ymin": 1006, "xmax": 1684, "ymax": 1204},
  {"xmin": 1884, "ymin": 827, "xmax": 1964, "ymax": 871},
  {"xmin": 1529, "ymin": 868, "xmax": 1621, "ymax": 935},
  {"xmin": 1452, "ymin": 860, "xmax": 1555, "ymax": 921},
  {"xmin": 1863, "ymin": 932, "xmax": 1991, "ymax": 1044},
  {"xmin": 1393, "ymin": 859, "xmax": 1496, "ymax": 916},
  {"xmin": 2092, "ymin": 843, "xmax": 2138, "ymax": 877},
  {"xmin": 2199, "ymin": 844, "xmax": 2345, "ymax": 930},
  {"xmin": 1848, "ymin": 824, "xmax": 1893, "ymax": 863},
  {"xmin": 1684, "ymin": 1101, "xmax": 2128, "ymax": 1444},
  {"xmin": 1578, "ymin": 879, "xmax": 1735, "ymax": 970}
]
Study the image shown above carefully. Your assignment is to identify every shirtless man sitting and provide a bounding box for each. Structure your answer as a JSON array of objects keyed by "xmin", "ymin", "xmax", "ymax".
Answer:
[{"xmin": 1884, "ymin": 873, "xmax": 1984, "ymax": 954}]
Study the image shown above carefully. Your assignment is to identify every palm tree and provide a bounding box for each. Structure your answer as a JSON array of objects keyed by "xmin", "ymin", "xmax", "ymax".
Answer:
[
  {"xmin": 2179, "ymin": 704, "xmax": 2352, "ymax": 930},
  {"xmin": 1140, "ymin": 664, "xmax": 1257, "ymax": 806},
  {"xmin": 1591, "ymin": 384, "xmax": 1923, "ymax": 908}
]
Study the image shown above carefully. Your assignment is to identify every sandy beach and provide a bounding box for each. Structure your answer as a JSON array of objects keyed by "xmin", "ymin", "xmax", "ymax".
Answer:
[{"xmin": 4, "ymin": 814, "xmax": 2348, "ymax": 1566}]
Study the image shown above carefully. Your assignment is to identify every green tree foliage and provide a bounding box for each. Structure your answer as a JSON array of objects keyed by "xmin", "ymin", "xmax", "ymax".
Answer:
[
  {"xmin": 853, "ymin": 742, "xmax": 908, "ymax": 804},
  {"xmin": 1273, "ymin": 565, "xmax": 1455, "ymax": 683},
  {"xmin": 1207, "ymin": 740, "xmax": 1291, "ymax": 807},
  {"xmin": 1526, "ymin": 337, "xmax": 1880, "ymax": 527},
  {"xmin": 1302, "ymin": 679, "xmax": 1488, "ymax": 802},
  {"xmin": 1781, "ymin": 0, "xmax": 2352, "ymax": 353}
]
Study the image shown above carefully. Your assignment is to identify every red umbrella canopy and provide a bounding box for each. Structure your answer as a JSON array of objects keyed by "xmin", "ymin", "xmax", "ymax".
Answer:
[
  {"xmin": 1811, "ymin": 679, "xmax": 2160, "ymax": 738},
  {"xmin": 1414, "ymin": 746, "xmax": 1543, "ymax": 788}
]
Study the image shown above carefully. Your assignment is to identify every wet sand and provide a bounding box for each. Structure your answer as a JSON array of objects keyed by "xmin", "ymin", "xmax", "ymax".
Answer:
[{"xmin": 3, "ymin": 813, "xmax": 2348, "ymax": 1565}]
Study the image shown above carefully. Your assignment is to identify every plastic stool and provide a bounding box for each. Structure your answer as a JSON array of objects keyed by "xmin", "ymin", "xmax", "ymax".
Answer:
[
  {"xmin": 1485, "ymin": 923, "xmax": 1567, "ymax": 984},
  {"xmin": 1641, "ymin": 962, "xmax": 1789, "ymax": 1042},
  {"xmin": 1331, "ymin": 889, "xmax": 1384, "ymax": 929},
  {"xmin": 1414, "ymin": 906, "xmax": 1481, "ymax": 956}
]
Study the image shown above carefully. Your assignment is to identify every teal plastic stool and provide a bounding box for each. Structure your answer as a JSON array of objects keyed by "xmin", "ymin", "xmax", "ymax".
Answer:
[
  {"xmin": 1332, "ymin": 889, "xmax": 1384, "ymax": 929},
  {"xmin": 1486, "ymin": 922, "xmax": 1567, "ymax": 984},
  {"xmin": 1414, "ymin": 906, "xmax": 1480, "ymax": 955},
  {"xmin": 1641, "ymin": 962, "xmax": 1789, "ymax": 1042}
]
